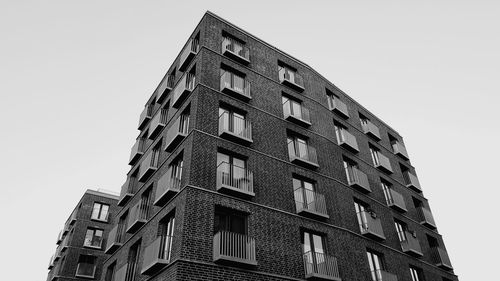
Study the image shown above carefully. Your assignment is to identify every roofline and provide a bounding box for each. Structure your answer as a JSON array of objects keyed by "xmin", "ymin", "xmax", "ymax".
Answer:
[{"xmin": 85, "ymin": 188, "xmax": 120, "ymax": 200}]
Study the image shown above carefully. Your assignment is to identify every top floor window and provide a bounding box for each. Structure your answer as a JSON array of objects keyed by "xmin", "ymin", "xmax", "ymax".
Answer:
[
  {"xmin": 222, "ymin": 36, "xmax": 250, "ymax": 64},
  {"xmin": 91, "ymin": 203, "xmax": 109, "ymax": 222},
  {"xmin": 278, "ymin": 64, "xmax": 304, "ymax": 92}
]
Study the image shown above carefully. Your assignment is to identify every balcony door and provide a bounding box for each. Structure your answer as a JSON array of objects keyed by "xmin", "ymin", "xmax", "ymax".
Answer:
[
  {"xmin": 303, "ymin": 231, "xmax": 326, "ymax": 273},
  {"xmin": 158, "ymin": 215, "xmax": 175, "ymax": 260},
  {"xmin": 354, "ymin": 201, "xmax": 369, "ymax": 232},
  {"xmin": 288, "ymin": 136, "xmax": 308, "ymax": 159},
  {"xmin": 217, "ymin": 152, "xmax": 247, "ymax": 186},
  {"xmin": 367, "ymin": 250, "xmax": 384, "ymax": 281},
  {"xmin": 282, "ymin": 96, "xmax": 303, "ymax": 119},
  {"xmin": 214, "ymin": 211, "xmax": 247, "ymax": 235},
  {"xmin": 380, "ymin": 180, "xmax": 393, "ymax": 204},
  {"xmin": 219, "ymin": 108, "xmax": 245, "ymax": 136},
  {"xmin": 293, "ymin": 178, "xmax": 315, "ymax": 211}
]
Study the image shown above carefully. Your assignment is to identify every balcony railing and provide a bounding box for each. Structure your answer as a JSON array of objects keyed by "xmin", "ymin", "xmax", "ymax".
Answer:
[
  {"xmin": 126, "ymin": 199, "xmax": 149, "ymax": 233},
  {"xmin": 56, "ymin": 230, "xmax": 63, "ymax": 245},
  {"xmin": 156, "ymin": 74, "xmax": 175, "ymax": 103},
  {"xmin": 361, "ymin": 120, "xmax": 381, "ymax": 140},
  {"xmin": 288, "ymin": 141, "xmax": 319, "ymax": 168},
  {"xmin": 141, "ymin": 235, "xmax": 173, "ymax": 275},
  {"xmin": 278, "ymin": 67, "xmax": 304, "ymax": 92},
  {"xmin": 165, "ymin": 114, "xmax": 189, "ymax": 152},
  {"xmin": 386, "ymin": 189, "xmax": 407, "ymax": 212},
  {"xmin": 179, "ymin": 38, "xmax": 199, "ymax": 72},
  {"xmin": 346, "ymin": 167, "xmax": 371, "ymax": 192},
  {"xmin": 219, "ymin": 112, "xmax": 252, "ymax": 145},
  {"xmin": 392, "ymin": 141, "xmax": 409, "ymax": 160},
  {"xmin": 60, "ymin": 235, "xmax": 69, "ymax": 252},
  {"xmin": 48, "ymin": 254, "xmax": 56, "ymax": 270},
  {"xmin": 400, "ymin": 231, "xmax": 423, "ymax": 257},
  {"xmin": 338, "ymin": 129, "xmax": 359, "ymax": 152},
  {"xmin": 154, "ymin": 171, "xmax": 182, "ymax": 206},
  {"xmin": 417, "ymin": 206, "xmax": 436, "ymax": 229},
  {"xmin": 138, "ymin": 150, "xmax": 159, "ymax": 182},
  {"xmin": 114, "ymin": 263, "xmax": 128, "ymax": 281},
  {"xmin": 403, "ymin": 171, "xmax": 421, "ymax": 192},
  {"xmin": 105, "ymin": 224, "xmax": 125, "ymax": 254},
  {"xmin": 430, "ymin": 247, "xmax": 453, "ymax": 270},
  {"xmin": 220, "ymin": 71, "xmax": 251, "ymax": 101},
  {"xmin": 138, "ymin": 105, "xmax": 152, "ymax": 130},
  {"xmin": 118, "ymin": 178, "xmax": 134, "ymax": 206},
  {"xmin": 374, "ymin": 152, "xmax": 393, "ymax": 173},
  {"xmin": 69, "ymin": 210, "xmax": 77, "ymax": 225},
  {"xmin": 294, "ymin": 188, "xmax": 329, "ymax": 219},
  {"xmin": 371, "ymin": 269, "xmax": 398, "ymax": 281},
  {"xmin": 358, "ymin": 211, "xmax": 385, "ymax": 240},
  {"xmin": 216, "ymin": 162, "xmax": 254, "ymax": 198},
  {"xmin": 213, "ymin": 231, "xmax": 257, "ymax": 266},
  {"xmin": 75, "ymin": 263, "xmax": 96, "ymax": 278},
  {"xmin": 129, "ymin": 138, "xmax": 146, "ymax": 165},
  {"xmin": 148, "ymin": 108, "xmax": 168, "ymax": 140},
  {"xmin": 328, "ymin": 96, "xmax": 349, "ymax": 118},
  {"xmin": 303, "ymin": 251, "xmax": 341, "ymax": 281},
  {"xmin": 283, "ymin": 99, "xmax": 311, "ymax": 127},
  {"xmin": 222, "ymin": 37, "xmax": 250, "ymax": 64},
  {"xmin": 171, "ymin": 73, "xmax": 196, "ymax": 108}
]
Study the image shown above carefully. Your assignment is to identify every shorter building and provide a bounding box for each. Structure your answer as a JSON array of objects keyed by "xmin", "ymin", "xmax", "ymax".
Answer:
[{"xmin": 47, "ymin": 189, "xmax": 119, "ymax": 281}]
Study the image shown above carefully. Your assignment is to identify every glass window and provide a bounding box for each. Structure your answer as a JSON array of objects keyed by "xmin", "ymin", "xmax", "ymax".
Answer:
[
  {"xmin": 367, "ymin": 250, "xmax": 384, "ymax": 281},
  {"xmin": 410, "ymin": 266, "xmax": 423, "ymax": 281},
  {"xmin": 91, "ymin": 203, "xmax": 109, "ymax": 221},
  {"xmin": 84, "ymin": 228, "xmax": 103, "ymax": 248},
  {"xmin": 158, "ymin": 214, "xmax": 175, "ymax": 260},
  {"xmin": 76, "ymin": 255, "xmax": 96, "ymax": 278}
]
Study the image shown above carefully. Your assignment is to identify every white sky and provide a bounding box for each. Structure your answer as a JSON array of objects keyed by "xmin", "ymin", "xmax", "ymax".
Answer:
[{"xmin": 1, "ymin": 1, "xmax": 498, "ymax": 280}]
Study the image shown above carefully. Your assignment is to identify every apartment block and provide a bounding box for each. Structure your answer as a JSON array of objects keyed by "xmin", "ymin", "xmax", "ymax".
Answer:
[{"xmin": 96, "ymin": 11, "xmax": 457, "ymax": 281}]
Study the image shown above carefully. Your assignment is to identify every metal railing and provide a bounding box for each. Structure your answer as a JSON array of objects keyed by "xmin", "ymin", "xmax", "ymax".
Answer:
[
  {"xmin": 283, "ymin": 99, "xmax": 311, "ymax": 123},
  {"xmin": 138, "ymin": 105, "xmax": 152, "ymax": 128},
  {"xmin": 220, "ymin": 71, "xmax": 251, "ymax": 98},
  {"xmin": 303, "ymin": 251, "xmax": 340, "ymax": 279},
  {"xmin": 417, "ymin": 206, "xmax": 436, "ymax": 227},
  {"xmin": 142, "ymin": 235, "xmax": 173, "ymax": 273},
  {"xmin": 129, "ymin": 138, "xmax": 146, "ymax": 163},
  {"xmin": 222, "ymin": 37, "xmax": 250, "ymax": 61},
  {"xmin": 392, "ymin": 141, "xmax": 409, "ymax": 159},
  {"xmin": 172, "ymin": 73, "xmax": 196, "ymax": 107},
  {"xmin": 155, "ymin": 169, "xmax": 182, "ymax": 204},
  {"xmin": 156, "ymin": 74, "xmax": 175, "ymax": 102},
  {"xmin": 165, "ymin": 114, "xmax": 189, "ymax": 151},
  {"xmin": 278, "ymin": 66, "xmax": 304, "ymax": 88},
  {"xmin": 294, "ymin": 188, "xmax": 328, "ymax": 216},
  {"xmin": 400, "ymin": 231, "xmax": 422, "ymax": 255},
  {"xmin": 362, "ymin": 120, "xmax": 381, "ymax": 139},
  {"xmin": 179, "ymin": 38, "xmax": 199, "ymax": 70},
  {"xmin": 219, "ymin": 111, "xmax": 252, "ymax": 140},
  {"xmin": 387, "ymin": 189, "xmax": 406, "ymax": 211},
  {"xmin": 149, "ymin": 108, "xmax": 168, "ymax": 134},
  {"xmin": 139, "ymin": 149, "xmax": 159, "ymax": 181},
  {"xmin": 216, "ymin": 162, "xmax": 254, "ymax": 194},
  {"xmin": 358, "ymin": 211, "xmax": 384, "ymax": 238},
  {"xmin": 371, "ymin": 269, "xmax": 398, "ymax": 281},
  {"xmin": 127, "ymin": 199, "xmax": 149, "ymax": 229},
  {"xmin": 375, "ymin": 152, "xmax": 393, "ymax": 172},
  {"xmin": 328, "ymin": 96, "xmax": 349, "ymax": 117},
  {"xmin": 106, "ymin": 224, "xmax": 125, "ymax": 251},
  {"xmin": 430, "ymin": 247, "xmax": 453, "ymax": 269},
  {"xmin": 213, "ymin": 231, "xmax": 256, "ymax": 263},
  {"xmin": 288, "ymin": 140, "xmax": 318, "ymax": 165},
  {"xmin": 346, "ymin": 166, "xmax": 370, "ymax": 191},
  {"xmin": 403, "ymin": 171, "xmax": 421, "ymax": 191},
  {"xmin": 338, "ymin": 129, "xmax": 358, "ymax": 150}
]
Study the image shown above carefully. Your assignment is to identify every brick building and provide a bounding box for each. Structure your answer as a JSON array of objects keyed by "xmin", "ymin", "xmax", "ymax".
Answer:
[
  {"xmin": 47, "ymin": 189, "xmax": 119, "ymax": 281},
  {"xmin": 99, "ymin": 11, "xmax": 456, "ymax": 281}
]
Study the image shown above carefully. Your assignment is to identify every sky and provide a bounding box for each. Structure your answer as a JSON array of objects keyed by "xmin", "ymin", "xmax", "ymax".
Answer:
[{"xmin": 0, "ymin": 0, "xmax": 498, "ymax": 280}]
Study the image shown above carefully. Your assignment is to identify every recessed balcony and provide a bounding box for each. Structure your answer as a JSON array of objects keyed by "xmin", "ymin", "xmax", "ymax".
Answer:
[
  {"xmin": 430, "ymin": 247, "xmax": 453, "ymax": 270},
  {"xmin": 346, "ymin": 167, "xmax": 371, "ymax": 193},
  {"xmin": 338, "ymin": 130, "xmax": 359, "ymax": 152},
  {"xmin": 278, "ymin": 67, "xmax": 304, "ymax": 92},
  {"xmin": 294, "ymin": 188, "xmax": 329, "ymax": 219},
  {"xmin": 148, "ymin": 108, "xmax": 168, "ymax": 140},
  {"xmin": 213, "ymin": 231, "xmax": 257, "ymax": 267},
  {"xmin": 403, "ymin": 171, "xmax": 422, "ymax": 192},
  {"xmin": 371, "ymin": 269, "xmax": 398, "ymax": 281},
  {"xmin": 118, "ymin": 178, "xmax": 134, "ymax": 206},
  {"xmin": 114, "ymin": 263, "xmax": 128, "ymax": 281},
  {"xmin": 303, "ymin": 251, "xmax": 341, "ymax": 281},
  {"xmin": 171, "ymin": 73, "xmax": 196, "ymax": 108},
  {"xmin": 417, "ymin": 206, "xmax": 436, "ymax": 229},
  {"xmin": 60, "ymin": 236, "xmax": 69, "ymax": 252},
  {"xmin": 138, "ymin": 150, "xmax": 159, "ymax": 182},
  {"xmin": 129, "ymin": 138, "xmax": 146, "ymax": 165},
  {"xmin": 386, "ymin": 189, "xmax": 407, "ymax": 212},
  {"xmin": 283, "ymin": 100, "xmax": 311, "ymax": 127},
  {"xmin": 179, "ymin": 38, "xmax": 199, "ymax": 72},
  {"xmin": 164, "ymin": 114, "xmax": 189, "ymax": 152},
  {"xmin": 374, "ymin": 153, "xmax": 393, "ymax": 174},
  {"xmin": 219, "ymin": 112, "xmax": 252, "ymax": 145},
  {"xmin": 328, "ymin": 97, "xmax": 349, "ymax": 119},
  {"xmin": 105, "ymin": 224, "xmax": 125, "ymax": 254},
  {"xmin": 222, "ymin": 37, "xmax": 250, "ymax": 64},
  {"xmin": 288, "ymin": 143, "xmax": 319, "ymax": 168},
  {"xmin": 220, "ymin": 71, "xmax": 251, "ymax": 101},
  {"xmin": 156, "ymin": 75, "xmax": 175, "ymax": 103},
  {"xmin": 154, "ymin": 172, "xmax": 182, "ymax": 207},
  {"xmin": 400, "ymin": 231, "xmax": 423, "ymax": 257},
  {"xmin": 68, "ymin": 210, "xmax": 77, "ymax": 225},
  {"xmin": 361, "ymin": 120, "xmax": 381, "ymax": 140},
  {"xmin": 48, "ymin": 254, "xmax": 56, "ymax": 270},
  {"xmin": 141, "ymin": 235, "xmax": 172, "ymax": 275},
  {"xmin": 126, "ymin": 200, "xmax": 149, "ymax": 233},
  {"xmin": 358, "ymin": 211, "xmax": 386, "ymax": 240},
  {"xmin": 56, "ymin": 230, "xmax": 63, "ymax": 245},
  {"xmin": 75, "ymin": 263, "xmax": 96, "ymax": 279},
  {"xmin": 392, "ymin": 141, "xmax": 409, "ymax": 160},
  {"xmin": 138, "ymin": 105, "xmax": 152, "ymax": 130},
  {"xmin": 216, "ymin": 162, "xmax": 254, "ymax": 198}
]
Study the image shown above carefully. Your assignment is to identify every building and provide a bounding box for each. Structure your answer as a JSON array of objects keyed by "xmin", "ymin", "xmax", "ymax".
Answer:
[
  {"xmin": 47, "ymin": 189, "xmax": 119, "ymax": 281},
  {"xmin": 99, "ymin": 11, "xmax": 458, "ymax": 281}
]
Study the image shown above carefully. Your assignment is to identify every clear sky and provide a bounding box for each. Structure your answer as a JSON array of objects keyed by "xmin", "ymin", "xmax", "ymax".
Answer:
[{"xmin": 1, "ymin": 1, "xmax": 497, "ymax": 280}]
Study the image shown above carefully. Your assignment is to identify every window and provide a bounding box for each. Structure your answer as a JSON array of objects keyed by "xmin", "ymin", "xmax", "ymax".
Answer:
[
  {"xmin": 283, "ymin": 96, "xmax": 304, "ymax": 118},
  {"xmin": 293, "ymin": 177, "xmax": 315, "ymax": 211},
  {"xmin": 367, "ymin": 250, "xmax": 385, "ymax": 281},
  {"xmin": 84, "ymin": 228, "xmax": 103, "ymax": 248},
  {"xmin": 140, "ymin": 188, "xmax": 153, "ymax": 220},
  {"xmin": 334, "ymin": 121, "xmax": 359, "ymax": 152},
  {"xmin": 334, "ymin": 122, "xmax": 347, "ymax": 144},
  {"xmin": 394, "ymin": 220, "xmax": 408, "ymax": 242},
  {"xmin": 158, "ymin": 213, "xmax": 176, "ymax": 261},
  {"xmin": 220, "ymin": 68, "xmax": 249, "ymax": 97},
  {"xmin": 360, "ymin": 113, "xmax": 381, "ymax": 140},
  {"xmin": 219, "ymin": 107, "xmax": 247, "ymax": 136},
  {"xmin": 327, "ymin": 90, "xmax": 349, "ymax": 118},
  {"xmin": 302, "ymin": 231, "xmax": 326, "ymax": 272},
  {"xmin": 214, "ymin": 208, "xmax": 247, "ymax": 235},
  {"xmin": 222, "ymin": 35, "xmax": 250, "ymax": 63},
  {"xmin": 278, "ymin": 64, "xmax": 304, "ymax": 90},
  {"xmin": 125, "ymin": 241, "xmax": 141, "ymax": 281},
  {"xmin": 76, "ymin": 255, "xmax": 96, "ymax": 278},
  {"xmin": 354, "ymin": 201, "xmax": 371, "ymax": 232},
  {"xmin": 288, "ymin": 135, "xmax": 310, "ymax": 159},
  {"xmin": 343, "ymin": 158, "xmax": 369, "ymax": 191},
  {"xmin": 91, "ymin": 203, "xmax": 109, "ymax": 222},
  {"xmin": 104, "ymin": 262, "xmax": 116, "ymax": 281},
  {"xmin": 381, "ymin": 179, "xmax": 394, "ymax": 205},
  {"xmin": 217, "ymin": 152, "xmax": 247, "ymax": 182},
  {"xmin": 369, "ymin": 146, "xmax": 381, "ymax": 166},
  {"xmin": 409, "ymin": 266, "xmax": 424, "ymax": 281}
]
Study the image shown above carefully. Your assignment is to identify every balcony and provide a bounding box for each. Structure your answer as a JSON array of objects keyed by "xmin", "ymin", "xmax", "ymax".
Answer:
[
  {"xmin": 220, "ymin": 71, "xmax": 251, "ymax": 101},
  {"xmin": 400, "ymin": 231, "xmax": 423, "ymax": 257},
  {"xmin": 179, "ymin": 38, "xmax": 199, "ymax": 72},
  {"xmin": 154, "ymin": 171, "xmax": 181, "ymax": 206},
  {"xmin": 392, "ymin": 141, "xmax": 409, "ymax": 160},
  {"xmin": 216, "ymin": 162, "xmax": 254, "ymax": 198},
  {"xmin": 219, "ymin": 112, "xmax": 252, "ymax": 145},
  {"xmin": 138, "ymin": 105, "xmax": 152, "ymax": 130},
  {"xmin": 403, "ymin": 171, "xmax": 421, "ymax": 192},
  {"xmin": 346, "ymin": 167, "xmax": 371, "ymax": 193},
  {"xmin": 56, "ymin": 230, "xmax": 63, "ymax": 245},
  {"xmin": 62, "ymin": 224, "xmax": 69, "ymax": 236},
  {"xmin": 53, "ymin": 249, "xmax": 61, "ymax": 262},
  {"xmin": 303, "ymin": 251, "xmax": 341, "ymax": 281},
  {"xmin": 386, "ymin": 189, "xmax": 407, "ymax": 212},
  {"xmin": 105, "ymin": 225, "xmax": 125, "ymax": 254},
  {"xmin": 430, "ymin": 247, "xmax": 453, "ymax": 270},
  {"xmin": 371, "ymin": 269, "xmax": 398, "ymax": 281},
  {"xmin": 164, "ymin": 114, "xmax": 189, "ymax": 152},
  {"xmin": 361, "ymin": 120, "xmax": 381, "ymax": 140},
  {"xmin": 129, "ymin": 138, "xmax": 146, "ymax": 165},
  {"xmin": 374, "ymin": 153, "xmax": 393, "ymax": 174},
  {"xmin": 141, "ymin": 235, "xmax": 173, "ymax": 275},
  {"xmin": 278, "ymin": 67, "xmax": 304, "ymax": 92},
  {"xmin": 171, "ymin": 73, "xmax": 196, "ymax": 108},
  {"xmin": 114, "ymin": 263, "xmax": 128, "ymax": 281},
  {"xmin": 358, "ymin": 211, "xmax": 386, "ymax": 240},
  {"xmin": 328, "ymin": 97, "xmax": 349, "ymax": 119},
  {"xmin": 294, "ymin": 188, "xmax": 329, "ymax": 219},
  {"xmin": 283, "ymin": 100, "xmax": 311, "ymax": 127},
  {"xmin": 213, "ymin": 231, "xmax": 257, "ymax": 267},
  {"xmin": 126, "ymin": 200, "xmax": 149, "ymax": 233},
  {"xmin": 148, "ymin": 108, "xmax": 168, "ymax": 140},
  {"xmin": 417, "ymin": 207, "xmax": 436, "ymax": 229},
  {"xmin": 288, "ymin": 143, "xmax": 319, "ymax": 168},
  {"xmin": 338, "ymin": 130, "xmax": 359, "ymax": 152},
  {"xmin": 156, "ymin": 75, "xmax": 175, "ymax": 103},
  {"xmin": 118, "ymin": 178, "xmax": 134, "ymax": 206},
  {"xmin": 48, "ymin": 254, "xmax": 56, "ymax": 270},
  {"xmin": 68, "ymin": 210, "xmax": 77, "ymax": 225},
  {"xmin": 138, "ymin": 150, "xmax": 159, "ymax": 182},
  {"xmin": 60, "ymin": 235, "xmax": 69, "ymax": 252},
  {"xmin": 75, "ymin": 263, "xmax": 96, "ymax": 278},
  {"xmin": 222, "ymin": 37, "xmax": 250, "ymax": 64}
]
